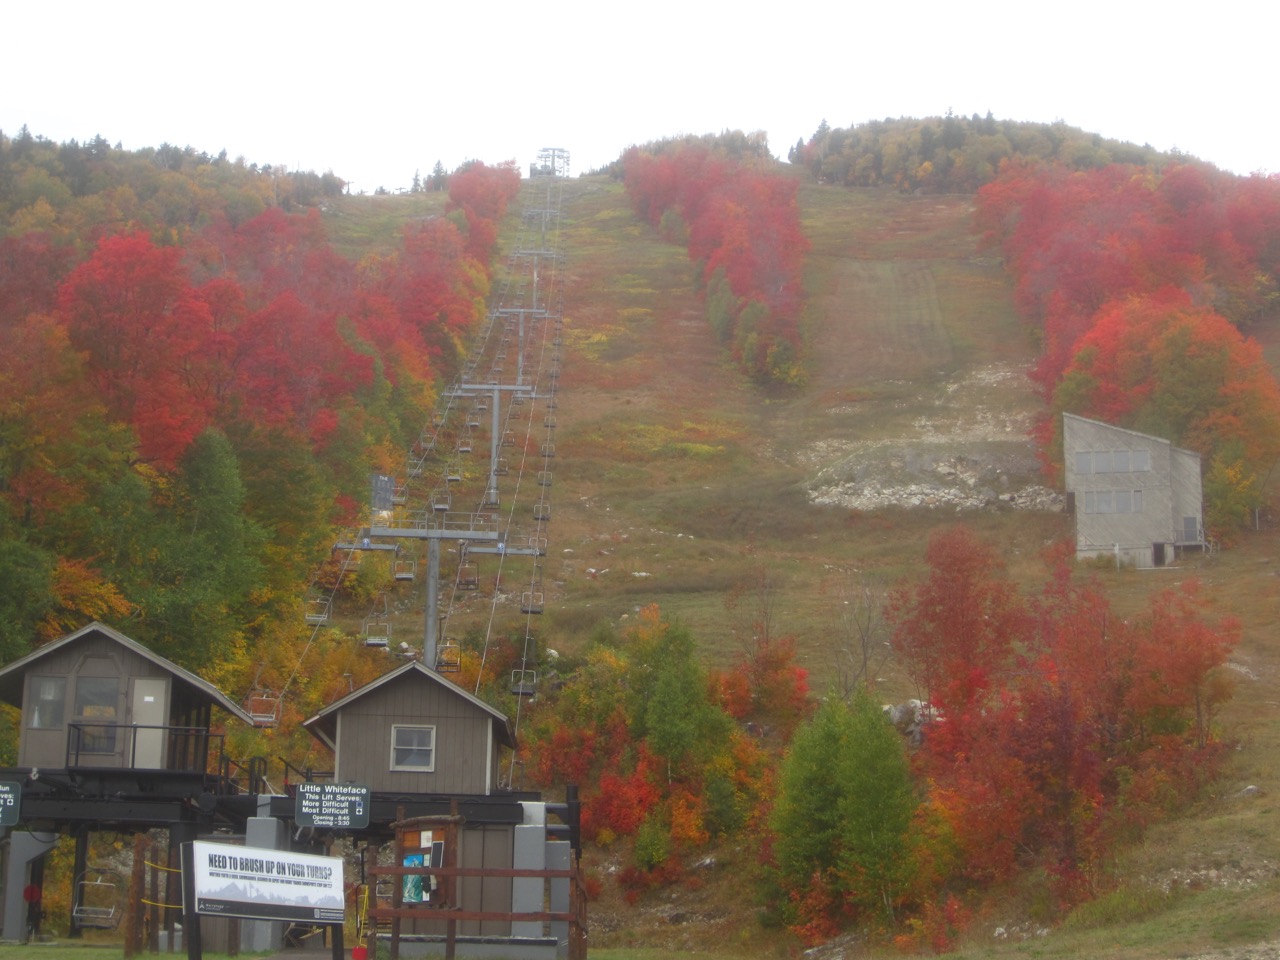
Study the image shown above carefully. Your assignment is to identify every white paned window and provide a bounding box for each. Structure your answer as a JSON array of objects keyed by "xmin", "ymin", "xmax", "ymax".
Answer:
[
  {"xmin": 391, "ymin": 725, "xmax": 436, "ymax": 772},
  {"xmin": 30, "ymin": 677, "xmax": 66, "ymax": 729}
]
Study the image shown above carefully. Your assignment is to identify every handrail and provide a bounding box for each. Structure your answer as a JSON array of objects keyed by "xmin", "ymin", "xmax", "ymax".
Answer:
[{"xmin": 66, "ymin": 722, "xmax": 222, "ymax": 774}]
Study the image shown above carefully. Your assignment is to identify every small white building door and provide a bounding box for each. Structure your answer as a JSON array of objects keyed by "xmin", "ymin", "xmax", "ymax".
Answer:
[{"xmin": 128, "ymin": 678, "xmax": 167, "ymax": 768}]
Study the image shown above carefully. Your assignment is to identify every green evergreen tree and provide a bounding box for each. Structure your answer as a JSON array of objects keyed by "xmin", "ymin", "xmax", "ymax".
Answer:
[
  {"xmin": 836, "ymin": 691, "xmax": 917, "ymax": 922},
  {"xmin": 770, "ymin": 692, "xmax": 918, "ymax": 925}
]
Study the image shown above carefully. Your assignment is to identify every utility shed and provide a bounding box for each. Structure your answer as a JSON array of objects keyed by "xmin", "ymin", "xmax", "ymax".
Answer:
[
  {"xmin": 0, "ymin": 620, "xmax": 254, "ymax": 774},
  {"xmin": 302, "ymin": 662, "xmax": 565, "ymax": 956},
  {"xmin": 1063, "ymin": 413, "xmax": 1205, "ymax": 568},
  {"xmin": 302, "ymin": 660, "xmax": 515, "ymax": 796}
]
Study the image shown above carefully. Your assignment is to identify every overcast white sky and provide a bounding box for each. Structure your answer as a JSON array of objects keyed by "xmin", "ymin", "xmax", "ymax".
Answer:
[{"xmin": 4, "ymin": 1, "xmax": 1273, "ymax": 192}]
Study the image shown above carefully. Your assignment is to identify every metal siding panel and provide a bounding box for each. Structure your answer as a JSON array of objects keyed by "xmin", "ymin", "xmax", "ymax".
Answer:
[
  {"xmin": 459, "ymin": 825, "xmax": 483, "ymax": 937},
  {"xmin": 482, "ymin": 825, "xmax": 513, "ymax": 936}
]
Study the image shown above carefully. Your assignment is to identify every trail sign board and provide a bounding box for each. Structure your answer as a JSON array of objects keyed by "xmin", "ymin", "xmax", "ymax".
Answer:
[
  {"xmin": 294, "ymin": 782, "xmax": 370, "ymax": 829},
  {"xmin": 0, "ymin": 781, "xmax": 20, "ymax": 826}
]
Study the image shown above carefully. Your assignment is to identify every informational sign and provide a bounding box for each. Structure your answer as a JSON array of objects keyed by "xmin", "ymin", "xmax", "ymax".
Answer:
[
  {"xmin": 188, "ymin": 841, "xmax": 345, "ymax": 922},
  {"xmin": 0, "ymin": 781, "xmax": 20, "ymax": 827},
  {"xmin": 294, "ymin": 782, "xmax": 371, "ymax": 829},
  {"xmin": 402, "ymin": 835, "xmax": 444, "ymax": 904}
]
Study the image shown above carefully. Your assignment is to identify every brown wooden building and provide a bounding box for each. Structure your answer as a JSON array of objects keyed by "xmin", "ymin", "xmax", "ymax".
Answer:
[
  {"xmin": 0, "ymin": 620, "xmax": 255, "ymax": 794},
  {"xmin": 302, "ymin": 659, "xmax": 515, "ymax": 796},
  {"xmin": 303, "ymin": 661, "xmax": 527, "ymax": 946},
  {"xmin": 0, "ymin": 621, "xmax": 260, "ymax": 944}
]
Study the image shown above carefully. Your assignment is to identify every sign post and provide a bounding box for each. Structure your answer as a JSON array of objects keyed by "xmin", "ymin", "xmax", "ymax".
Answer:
[{"xmin": 294, "ymin": 783, "xmax": 371, "ymax": 830}]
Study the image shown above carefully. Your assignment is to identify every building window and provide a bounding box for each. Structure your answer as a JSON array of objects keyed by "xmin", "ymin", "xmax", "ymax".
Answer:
[
  {"xmin": 73, "ymin": 676, "xmax": 119, "ymax": 753},
  {"xmin": 390, "ymin": 725, "xmax": 436, "ymax": 772},
  {"xmin": 29, "ymin": 677, "xmax": 66, "ymax": 729},
  {"xmin": 1075, "ymin": 449, "xmax": 1150, "ymax": 474},
  {"xmin": 1083, "ymin": 490, "xmax": 1144, "ymax": 514}
]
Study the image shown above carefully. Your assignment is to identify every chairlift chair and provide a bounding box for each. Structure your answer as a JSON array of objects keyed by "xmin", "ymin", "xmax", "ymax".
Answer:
[
  {"xmin": 540, "ymin": 442, "xmax": 555, "ymax": 459},
  {"xmin": 431, "ymin": 488, "xmax": 451, "ymax": 513},
  {"xmin": 305, "ymin": 599, "xmax": 331, "ymax": 625},
  {"xmin": 537, "ymin": 470, "xmax": 553, "ymax": 487},
  {"xmin": 364, "ymin": 620, "xmax": 391, "ymax": 648},
  {"xmin": 72, "ymin": 868, "xmax": 123, "ymax": 929},
  {"xmin": 435, "ymin": 639, "xmax": 462, "ymax": 673},
  {"xmin": 245, "ymin": 690, "xmax": 281, "ymax": 727},
  {"xmin": 533, "ymin": 500, "xmax": 551, "ymax": 522},
  {"xmin": 501, "ymin": 430, "xmax": 516, "ymax": 448},
  {"xmin": 511, "ymin": 665, "xmax": 538, "ymax": 697},
  {"xmin": 457, "ymin": 560, "xmax": 479, "ymax": 590},
  {"xmin": 494, "ymin": 457, "xmax": 509, "ymax": 476},
  {"xmin": 521, "ymin": 590, "xmax": 545, "ymax": 615},
  {"xmin": 394, "ymin": 558, "xmax": 416, "ymax": 581}
]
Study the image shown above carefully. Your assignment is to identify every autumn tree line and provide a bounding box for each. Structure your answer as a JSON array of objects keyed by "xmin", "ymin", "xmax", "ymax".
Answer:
[
  {"xmin": 621, "ymin": 135, "xmax": 808, "ymax": 385},
  {"xmin": 0, "ymin": 127, "xmax": 520, "ymax": 719}
]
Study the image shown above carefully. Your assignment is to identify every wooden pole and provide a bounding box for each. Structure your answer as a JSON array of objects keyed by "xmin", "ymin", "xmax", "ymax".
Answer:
[
  {"xmin": 364, "ymin": 841, "xmax": 379, "ymax": 960},
  {"xmin": 390, "ymin": 806, "xmax": 405, "ymax": 960},
  {"xmin": 444, "ymin": 800, "xmax": 460, "ymax": 960},
  {"xmin": 69, "ymin": 829, "xmax": 89, "ymax": 939},
  {"xmin": 123, "ymin": 833, "xmax": 146, "ymax": 958},
  {"xmin": 165, "ymin": 834, "xmax": 179, "ymax": 952},
  {"xmin": 148, "ymin": 839, "xmax": 160, "ymax": 954}
]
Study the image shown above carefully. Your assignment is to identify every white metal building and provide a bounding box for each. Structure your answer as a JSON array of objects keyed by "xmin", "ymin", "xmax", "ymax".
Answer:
[{"xmin": 1062, "ymin": 413, "xmax": 1205, "ymax": 568}]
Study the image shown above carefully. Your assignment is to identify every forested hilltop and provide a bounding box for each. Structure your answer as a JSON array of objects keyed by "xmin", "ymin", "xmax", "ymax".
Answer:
[
  {"xmin": 790, "ymin": 113, "xmax": 1176, "ymax": 191},
  {"xmin": 5, "ymin": 119, "xmax": 1280, "ymax": 958}
]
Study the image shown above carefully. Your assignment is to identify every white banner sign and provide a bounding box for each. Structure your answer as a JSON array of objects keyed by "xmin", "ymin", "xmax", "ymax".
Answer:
[{"xmin": 190, "ymin": 841, "xmax": 345, "ymax": 923}]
